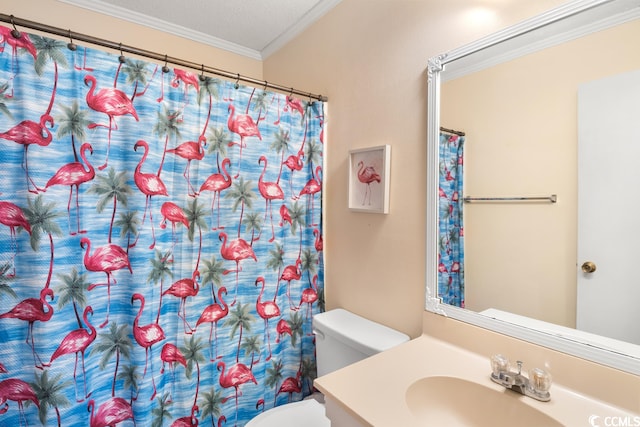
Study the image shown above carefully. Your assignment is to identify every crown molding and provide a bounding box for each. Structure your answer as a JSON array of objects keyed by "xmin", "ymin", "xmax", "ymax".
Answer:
[
  {"xmin": 57, "ymin": 0, "xmax": 263, "ymax": 60},
  {"xmin": 442, "ymin": 0, "xmax": 640, "ymax": 81},
  {"xmin": 261, "ymin": 0, "xmax": 343, "ymax": 59}
]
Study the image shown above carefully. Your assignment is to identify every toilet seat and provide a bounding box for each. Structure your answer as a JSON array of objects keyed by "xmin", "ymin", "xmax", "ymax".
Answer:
[{"xmin": 245, "ymin": 398, "xmax": 330, "ymax": 427}]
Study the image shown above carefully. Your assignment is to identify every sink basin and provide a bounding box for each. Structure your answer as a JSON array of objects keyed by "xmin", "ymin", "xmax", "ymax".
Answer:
[{"xmin": 405, "ymin": 376, "xmax": 562, "ymax": 427}]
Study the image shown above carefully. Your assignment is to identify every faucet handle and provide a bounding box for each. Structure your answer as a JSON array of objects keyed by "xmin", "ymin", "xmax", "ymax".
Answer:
[
  {"xmin": 528, "ymin": 367, "xmax": 552, "ymax": 396},
  {"xmin": 490, "ymin": 354, "xmax": 510, "ymax": 377}
]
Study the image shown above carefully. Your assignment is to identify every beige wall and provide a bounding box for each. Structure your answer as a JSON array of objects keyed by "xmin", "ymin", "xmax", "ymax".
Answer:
[
  {"xmin": 264, "ymin": 0, "xmax": 567, "ymax": 338},
  {"xmin": 6, "ymin": 0, "xmax": 571, "ymax": 338},
  {"xmin": 441, "ymin": 20, "xmax": 640, "ymax": 328}
]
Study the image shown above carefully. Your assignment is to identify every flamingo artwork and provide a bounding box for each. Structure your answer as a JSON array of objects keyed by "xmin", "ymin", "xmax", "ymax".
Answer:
[
  {"xmin": 45, "ymin": 305, "xmax": 96, "ymax": 402},
  {"xmin": 0, "ymin": 114, "xmax": 54, "ymax": 193},
  {"xmin": 171, "ymin": 68, "xmax": 200, "ymax": 103},
  {"xmin": 280, "ymin": 259, "xmax": 301, "ymax": 309},
  {"xmin": 133, "ymin": 140, "xmax": 169, "ymax": 249},
  {"xmin": 283, "ymin": 149, "xmax": 304, "ymax": 196},
  {"xmin": 160, "ymin": 201, "xmax": 190, "ymax": 246},
  {"xmin": 0, "ymin": 200, "xmax": 31, "ymax": 275},
  {"xmin": 195, "ymin": 286, "xmax": 228, "ymax": 361},
  {"xmin": 160, "ymin": 342, "xmax": 187, "ymax": 376},
  {"xmin": 159, "ymin": 342, "xmax": 187, "ymax": 401},
  {"xmin": 254, "ymin": 277, "xmax": 280, "ymax": 361},
  {"xmin": 0, "ymin": 287, "xmax": 54, "ymax": 368},
  {"xmin": 279, "ymin": 204, "xmax": 292, "ymax": 228},
  {"xmin": 132, "ymin": 293, "xmax": 165, "ymax": 401},
  {"xmin": 44, "ymin": 142, "xmax": 95, "ymax": 235},
  {"xmin": 0, "ymin": 201, "xmax": 31, "ymax": 240},
  {"xmin": 162, "ymin": 271, "xmax": 200, "ymax": 334},
  {"xmin": 81, "ymin": 237, "xmax": 132, "ymax": 328},
  {"xmin": 217, "ymin": 360, "xmax": 257, "ymax": 425},
  {"xmin": 275, "ymin": 319, "xmax": 292, "ymax": 344},
  {"xmin": 166, "ymin": 136, "xmax": 207, "ymax": 196},
  {"xmin": 296, "ymin": 275, "xmax": 319, "ymax": 319},
  {"xmin": 171, "ymin": 405, "xmax": 199, "ymax": 427},
  {"xmin": 277, "ymin": 371, "xmax": 302, "ymax": 403},
  {"xmin": 357, "ymin": 160, "xmax": 381, "ymax": 206},
  {"xmin": 0, "ymin": 26, "xmax": 37, "ymax": 70},
  {"xmin": 0, "ymin": 378, "xmax": 39, "ymax": 424},
  {"xmin": 84, "ymin": 74, "xmax": 139, "ymax": 170},
  {"xmin": 227, "ymin": 103, "xmax": 261, "ymax": 178},
  {"xmin": 285, "ymin": 97, "xmax": 304, "ymax": 116},
  {"xmin": 197, "ymin": 158, "xmax": 232, "ymax": 230},
  {"xmin": 218, "ymin": 232, "xmax": 257, "ymax": 306},
  {"xmin": 257, "ymin": 156, "xmax": 284, "ymax": 242},
  {"xmin": 87, "ymin": 397, "xmax": 134, "ymax": 427},
  {"xmin": 313, "ymin": 228, "xmax": 323, "ymax": 260},
  {"xmin": 297, "ymin": 165, "xmax": 322, "ymax": 226}
]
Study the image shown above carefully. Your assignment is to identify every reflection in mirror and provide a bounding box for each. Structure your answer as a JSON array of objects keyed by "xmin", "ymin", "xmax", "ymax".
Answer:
[{"xmin": 426, "ymin": 0, "xmax": 640, "ymax": 375}]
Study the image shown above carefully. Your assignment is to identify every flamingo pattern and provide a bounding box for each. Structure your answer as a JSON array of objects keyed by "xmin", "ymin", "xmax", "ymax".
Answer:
[
  {"xmin": 0, "ymin": 287, "xmax": 55, "ymax": 369},
  {"xmin": 0, "ymin": 25, "xmax": 324, "ymax": 427},
  {"xmin": 198, "ymin": 157, "xmax": 232, "ymax": 230},
  {"xmin": 81, "ymin": 237, "xmax": 132, "ymax": 328},
  {"xmin": 83, "ymin": 74, "xmax": 139, "ymax": 170},
  {"xmin": 45, "ymin": 305, "xmax": 96, "ymax": 402},
  {"xmin": 45, "ymin": 142, "xmax": 96, "ymax": 235},
  {"xmin": 0, "ymin": 378, "xmax": 39, "ymax": 425},
  {"xmin": 0, "ymin": 113, "xmax": 54, "ymax": 193}
]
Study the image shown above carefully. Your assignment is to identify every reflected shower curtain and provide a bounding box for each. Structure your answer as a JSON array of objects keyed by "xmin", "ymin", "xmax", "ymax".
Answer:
[
  {"xmin": 438, "ymin": 132, "xmax": 464, "ymax": 307},
  {"xmin": 0, "ymin": 26, "xmax": 324, "ymax": 427}
]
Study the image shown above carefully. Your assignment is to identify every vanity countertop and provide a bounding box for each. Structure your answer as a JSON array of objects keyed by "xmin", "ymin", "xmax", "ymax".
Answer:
[{"xmin": 314, "ymin": 329, "xmax": 640, "ymax": 427}]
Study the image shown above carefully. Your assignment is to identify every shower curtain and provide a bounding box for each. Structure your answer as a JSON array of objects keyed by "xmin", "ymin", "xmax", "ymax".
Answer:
[
  {"xmin": 0, "ymin": 25, "xmax": 324, "ymax": 427},
  {"xmin": 438, "ymin": 132, "xmax": 464, "ymax": 307}
]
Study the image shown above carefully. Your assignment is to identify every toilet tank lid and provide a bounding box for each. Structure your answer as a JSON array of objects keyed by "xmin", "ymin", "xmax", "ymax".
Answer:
[{"xmin": 312, "ymin": 309, "xmax": 410, "ymax": 355}]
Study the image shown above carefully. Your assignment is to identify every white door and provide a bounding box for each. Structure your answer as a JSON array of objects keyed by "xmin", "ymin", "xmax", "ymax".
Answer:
[{"xmin": 577, "ymin": 69, "xmax": 640, "ymax": 345}]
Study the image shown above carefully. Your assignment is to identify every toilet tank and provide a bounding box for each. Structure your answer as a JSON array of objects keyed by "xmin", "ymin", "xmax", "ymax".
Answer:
[{"xmin": 312, "ymin": 308, "xmax": 410, "ymax": 377}]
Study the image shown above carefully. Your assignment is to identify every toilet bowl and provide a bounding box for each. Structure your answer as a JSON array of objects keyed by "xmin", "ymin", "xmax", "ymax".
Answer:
[{"xmin": 245, "ymin": 309, "xmax": 410, "ymax": 427}]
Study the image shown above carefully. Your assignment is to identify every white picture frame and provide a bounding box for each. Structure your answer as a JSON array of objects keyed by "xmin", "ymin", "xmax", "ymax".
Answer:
[{"xmin": 348, "ymin": 145, "xmax": 391, "ymax": 214}]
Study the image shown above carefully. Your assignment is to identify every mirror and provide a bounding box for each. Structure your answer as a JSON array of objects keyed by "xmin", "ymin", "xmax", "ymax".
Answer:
[{"xmin": 426, "ymin": 0, "xmax": 640, "ymax": 375}]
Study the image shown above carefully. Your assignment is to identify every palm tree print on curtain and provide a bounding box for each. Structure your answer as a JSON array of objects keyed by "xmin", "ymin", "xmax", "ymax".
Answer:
[
  {"xmin": 438, "ymin": 132, "xmax": 464, "ymax": 307},
  {"xmin": 0, "ymin": 26, "xmax": 324, "ymax": 427}
]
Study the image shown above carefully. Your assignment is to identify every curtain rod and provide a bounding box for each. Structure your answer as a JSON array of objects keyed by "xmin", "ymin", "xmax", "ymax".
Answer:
[
  {"xmin": 0, "ymin": 13, "xmax": 328, "ymax": 102},
  {"xmin": 440, "ymin": 126, "xmax": 466, "ymax": 136}
]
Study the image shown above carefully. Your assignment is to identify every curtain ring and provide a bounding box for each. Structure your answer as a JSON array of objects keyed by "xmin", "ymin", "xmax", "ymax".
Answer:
[
  {"xmin": 288, "ymin": 87, "xmax": 294, "ymax": 102},
  {"xmin": 9, "ymin": 15, "xmax": 21, "ymax": 39},
  {"xmin": 118, "ymin": 42, "xmax": 126, "ymax": 63},
  {"xmin": 162, "ymin": 54, "xmax": 170, "ymax": 73},
  {"xmin": 67, "ymin": 29, "xmax": 77, "ymax": 51},
  {"xmin": 234, "ymin": 73, "xmax": 240, "ymax": 90},
  {"xmin": 199, "ymin": 64, "xmax": 205, "ymax": 82},
  {"xmin": 263, "ymin": 80, "xmax": 268, "ymax": 92}
]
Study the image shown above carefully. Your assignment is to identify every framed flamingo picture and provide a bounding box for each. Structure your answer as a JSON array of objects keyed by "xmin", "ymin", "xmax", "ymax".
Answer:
[{"xmin": 348, "ymin": 145, "xmax": 391, "ymax": 213}]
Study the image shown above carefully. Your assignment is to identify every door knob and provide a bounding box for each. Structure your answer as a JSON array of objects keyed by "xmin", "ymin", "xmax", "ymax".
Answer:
[{"xmin": 581, "ymin": 261, "xmax": 596, "ymax": 273}]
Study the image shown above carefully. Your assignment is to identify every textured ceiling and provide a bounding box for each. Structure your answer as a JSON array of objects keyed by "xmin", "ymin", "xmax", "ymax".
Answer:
[{"xmin": 58, "ymin": 0, "xmax": 342, "ymax": 59}]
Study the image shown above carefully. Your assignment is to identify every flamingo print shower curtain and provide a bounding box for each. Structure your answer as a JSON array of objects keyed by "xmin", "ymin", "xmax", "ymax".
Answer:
[
  {"xmin": 438, "ymin": 131, "xmax": 464, "ymax": 308},
  {"xmin": 0, "ymin": 25, "xmax": 324, "ymax": 427}
]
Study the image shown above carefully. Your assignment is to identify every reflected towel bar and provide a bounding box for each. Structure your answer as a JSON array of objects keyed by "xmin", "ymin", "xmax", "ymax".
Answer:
[{"xmin": 463, "ymin": 194, "xmax": 557, "ymax": 203}]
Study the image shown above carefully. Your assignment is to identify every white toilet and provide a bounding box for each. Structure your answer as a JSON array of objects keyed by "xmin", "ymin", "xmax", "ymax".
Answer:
[{"xmin": 246, "ymin": 308, "xmax": 410, "ymax": 427}]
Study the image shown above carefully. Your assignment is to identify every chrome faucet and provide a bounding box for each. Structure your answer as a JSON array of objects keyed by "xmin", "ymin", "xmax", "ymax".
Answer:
[{"xmin": 490, "ymin": 355, "xmax": 552, "ymax": 402}]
